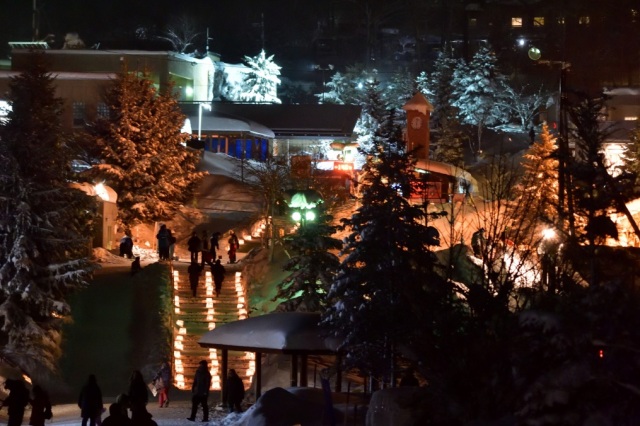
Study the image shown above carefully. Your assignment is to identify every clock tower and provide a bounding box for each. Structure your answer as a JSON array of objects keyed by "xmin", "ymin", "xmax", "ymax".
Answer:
[{"xmin": 402, "ymin": 92, "xmax": 434, "ymax": 159}]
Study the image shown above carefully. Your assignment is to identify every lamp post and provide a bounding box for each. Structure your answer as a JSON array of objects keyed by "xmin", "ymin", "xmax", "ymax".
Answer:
[
  {"xmin": 198, "ymin": 102, "xmax": 212, "ymax": 140},
  {"xmin": 532, "ymin": 51, "xmax": 573, "ymax": 234}
]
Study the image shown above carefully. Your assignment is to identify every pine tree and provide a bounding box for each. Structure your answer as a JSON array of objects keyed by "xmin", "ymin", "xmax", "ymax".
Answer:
[
  {"xmin": 89, "ymin": 68, "xmax": 206, "ymax": 227},
  {"xmin": 323, "ymin": 109, "xmax": 441, "ymax": 382},
  {"xmin": 240, "ymin": 50, "xmax": 282, "ymax": 104},
  {"xmin": 274, "ymin": 209, "xmax": 341, "ymax": 312},
  {"xmin": 0, "ymin": 58, "xmax": 96, "ymax": 373},
  {"xmin": 451, "ymin": 46, "xmax": 509, "ymax": 154},
  {"xmin": 418, "ymin": 50, "xmax": 464, "ymax": 166},
  {"xmin": 515, "ymin": 123, "xmax": 559, "ymax": 224}
]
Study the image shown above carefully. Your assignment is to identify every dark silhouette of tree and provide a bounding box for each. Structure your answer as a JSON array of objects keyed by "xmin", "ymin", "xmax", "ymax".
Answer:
[{"xmin": 0, "ymin": 57, "xmax": 96, "ymax": 374}]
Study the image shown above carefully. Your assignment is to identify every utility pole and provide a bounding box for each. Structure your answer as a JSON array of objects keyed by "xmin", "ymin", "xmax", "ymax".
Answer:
[{"xmin": 32, "ymin": 0, "xmax": 39, "ymax": 41}]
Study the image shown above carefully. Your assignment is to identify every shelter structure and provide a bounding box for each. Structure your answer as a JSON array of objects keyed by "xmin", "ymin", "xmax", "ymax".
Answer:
[{"xmin": 198, "ymin": 312, "xmax": 340, "ymax": 402}]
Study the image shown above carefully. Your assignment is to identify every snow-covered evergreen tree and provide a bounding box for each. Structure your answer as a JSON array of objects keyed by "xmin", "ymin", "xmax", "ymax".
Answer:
[
  {"xmin": 383, "ymin": 70, "xmax": 415, "ymax": 111},
  {"xmin": 451, "ymin": 46, "xmax": 509, "ymax": 154},
  {"xmin": 240, "ymin": 50, "xmax": 282, "ymax": 104},
  {"xmin": 274, "ymin": 209, "xmax": 341, "ymax": 312},
  {"xmin": 0, "ymin": 58, "xmax": 96, "ymax": 373},
  {"xmin": 316, "ymin": 65, "xmax": 376, "ymax": 105},
  {"xmin": 515, "ymin": 123, "xmax": 559, "ymax": 224},
  {"xmin": 323, "ymin": 108, "xmax": 441, "ymax": 382},
  {"xmin": 89, "ymin": 68, "xmax": 206, "ymax": 226},
  {"xmin": 418, "ymin": 50, "xmax": 464, "ymax": 166},
  {"xmin": 417, "ymin": 49, "xmax": 460, "ymax": 130}
]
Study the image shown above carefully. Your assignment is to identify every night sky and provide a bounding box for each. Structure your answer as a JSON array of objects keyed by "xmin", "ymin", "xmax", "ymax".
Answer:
[{"xmin": 0, "ymin": 0, "xmax": 330, "ymax": 64}]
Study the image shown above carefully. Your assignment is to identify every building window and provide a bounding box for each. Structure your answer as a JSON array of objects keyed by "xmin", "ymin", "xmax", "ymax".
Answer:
[
  {"xmin": 72, "ymin": 102, "xmax": 85, "ymax": 127},
  {"xmin": 511, "ymin": 17, "xmax": 523, "ymax": 27},
  {"xmin": 533, "ymin": 16, "xmax": 545, "ymax": 27},
  {"xmin": 579, "ymin": 16, "xmax": 590, "ymax": 25},
  {"xmin": 556, "ymin": 16, "xmax": 565, "ymax": 25},
  {"xmin": 97, "ymin": 102, "xmax": 109, "ymax": 118},
  {"xmin": 624, "ymin": 116, "xmax": 638, "ymax": 121},
  {"xmin": 468, "ymin": 18, "xmax": 477, "ymax": 28}
]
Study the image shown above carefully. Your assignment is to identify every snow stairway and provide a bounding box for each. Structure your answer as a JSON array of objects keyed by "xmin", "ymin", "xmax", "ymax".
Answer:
[{"xmin": 170, "ymin": 262, "xmax": 254, "ymax": 394}]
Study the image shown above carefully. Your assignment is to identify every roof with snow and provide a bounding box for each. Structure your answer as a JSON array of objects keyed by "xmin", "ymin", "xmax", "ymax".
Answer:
[
  {"xmin": 198, "ymin": 312, "xmax": 340, "ymax": 355},
  {"xmin": 180, "ymin": 103, "xmax": 275, "ymax": 139},
  {"xmin": 208, "ymin": 103, "xmax": 362, "ymax": 139},
  {"xmin": 402, "ymin": 92, "xmax": 434, "ymax": 115}
]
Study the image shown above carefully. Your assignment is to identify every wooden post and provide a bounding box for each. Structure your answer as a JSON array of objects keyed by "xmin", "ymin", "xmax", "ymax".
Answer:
[
  {"xmin": 300, "ymin": 354, "xmax": 308, "ymax": 387},
  {"xmin": 255, "ymin": 352, "xmax": 262, "ymax": 398},
  {"xmin": 291, "ymin": 354, "xmax": 298, "ymax": 387},
  {"xmin": 221, "ymin": 349, "xmax": 228, "ymax": 407}
]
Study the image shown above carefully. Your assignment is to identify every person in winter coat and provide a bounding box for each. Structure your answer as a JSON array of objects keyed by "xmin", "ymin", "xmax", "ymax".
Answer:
[
  {"xmin": 211, "ymin": 258, "xmax": 226, "ymax": 297},
  {"xmin": 187, "ymin": 360, "xmax": 211, "ymax": 422},
  {"xmin": 29, "ymin": 385, "xmax": 52, "ymax": 426},
  {"xmin": 156, "ymin": 225, "xmax": 171, "ymax": 261},
  {"xmin": 209, "ymin": 232, "xmax": 220, "ymax": 259},
  {"xmin": 99, "ymin": 403, "xmax": 132, "ymax": 426},
  {"xmin": 1, "ymin": 379, "xmax": 30, "ymax": 426},
  {"xmin": 153, "ymin": 361, "xmax": 172, "ymax": 408},
  {"xmin": 225, "ymin": 369, "xmax": 245, "ymax": 413},
  {"xmin": 227, "ymin": 231, "xmax": 239, "ymax": 263},
  {"xmin": 78, "ymin": 374, "xmax": 103, "ymax": 426},
  {"xmin": 167, "ymin": 229, "xmax": 176, "ymax": 262},
  {"xmin": 119, "ymin": 234, "xmax": 134, "ymax": 258},
  {"xmin": 188, "ymin": 261, "xmax": 202, "ymax": 297},
  {"xmin": 127, "ymin": 370, "xmax": 149, "ymax": 423},
  {"xmin": 471, "ymin": 228, "xmax": 486, "ymax": 258},
  {"xmin": 187, "ymin": 231, "xmax": 202, "ymax": 264}
]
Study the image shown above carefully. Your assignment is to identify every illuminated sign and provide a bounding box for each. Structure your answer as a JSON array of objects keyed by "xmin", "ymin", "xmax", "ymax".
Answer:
[{"xmin": 333, "ymin": 161, "xmax": 354, "ymax": 172}]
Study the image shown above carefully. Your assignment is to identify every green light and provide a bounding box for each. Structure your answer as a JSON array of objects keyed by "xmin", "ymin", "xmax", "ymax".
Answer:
[
  {"xmin": 291, "ymin": 211, "xmax": 302, "ymax": 221},
  {"xmin": 305, "ymin": 210, "xmax": 316, "ymax": 221}
]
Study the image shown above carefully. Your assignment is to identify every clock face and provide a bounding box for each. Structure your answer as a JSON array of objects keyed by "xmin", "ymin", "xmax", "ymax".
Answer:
[{"xmin": 411, "ymin": 116, "xmax": 423, "ymax": 130}]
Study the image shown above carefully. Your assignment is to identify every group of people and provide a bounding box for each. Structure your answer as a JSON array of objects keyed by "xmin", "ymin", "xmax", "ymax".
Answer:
[
  {"xmin": 188, "ymin": 255, "xmax": 226, "ymax": 297},
  {"xmin": 1, "ymin": 361, "xmax": 246, "ymax": 425},
  {"xmin": 187, "ymin": 229, "xmax": 224, "ymax": 267},
  {"xmin": 0, "ymin": 379, "xmax": 51, "ymax": 426},
  {"xmin": 186, "ymin": 360, "xmax": 245, "ymax": 422},
  {"xmin": 78, "ymin": 370, "xmax": 159, "ymax": 426}
]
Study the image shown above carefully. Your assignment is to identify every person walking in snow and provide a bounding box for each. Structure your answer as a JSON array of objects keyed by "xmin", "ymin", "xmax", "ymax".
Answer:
[
  {"xmin": 471, "ymin": 228, "xmax": 486, "ymax": 258},
  {"xmin": 188, "ymin": 261, "xmax": 202, "ymax": 297},
  {"xmin": 78, "ymin": 374, "xmax": 103, "ymax": 426},
  {"xmin": 187, "ymin": 231, "xmax": 202, "ymax": 264},
  {"xmin": 156, "ymin": 225, "xmax": 171, "ymax": 261},
  {"xmin": 209, "ymin": 232, "xmax": 220, "ymax": 260},
  {"xmin": 227, "ymin": 230, "xmax": 239, "ymax": 263},
  {"xmin": 1, "ymin": 379, "xmax": 30, "ymax": 426},
  {"xmin": 153, "ymin": 361, "xmax": 172, "ymax": 408},
  {"xmin": 119, "ymin": 233, "xmax": 134, "ymax": 259},
  {"xmin": 127, "ymin": 370, "xmax": 149, "ymax": 423},
  {"xmin": 211, "ymin": 258, "xmax": 226, "ymax": 297},
  {"xmin": 224, "ymin": 369, "xmax": 245, "ymax": 413},
  {"xmin": 187, "ymin": 360, "xmax": 211, "ymax": 422},
  {"xmin": 29, "ymin": 384, "xmax": 52, "ymax": 426}
]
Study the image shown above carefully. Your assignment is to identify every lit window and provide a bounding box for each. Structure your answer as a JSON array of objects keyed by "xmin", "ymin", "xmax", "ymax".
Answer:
[
  {"xmin": 624, "ymin": 116, "xmax": 638, "ymax": 121},
  {"xmin": 97, "ymin": 102, "xmax": 109, "ymax": 118},
  {"xmin": 511, "ymin": 17, "xmax": 523, "ymax": 27},
  {"xmin": 468, "ymin": 18, "xmax": 477, "ymax": 28},
  {"xmin": 579, "ymin": 16, "xmax": 590, "ymax": 25},
  {"xmin": 632, "ymin": 9, "xmax": 638, "ymax": 22},
  {"xmin": 72, "ymin": 102, "xmax": 85, "ymax": 127},
  {"xmin": 557, "ymin": 16, "xmax": 565, "ymax": 25},
  {"xmin": 534, "ymin": 17, "xmax": 545, "ymax": 27}
]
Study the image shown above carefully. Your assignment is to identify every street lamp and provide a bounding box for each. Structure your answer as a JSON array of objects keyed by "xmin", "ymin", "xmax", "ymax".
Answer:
[{"xmin": 198, "ymin": 103, "xmax": 212, "ymax": 140}]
